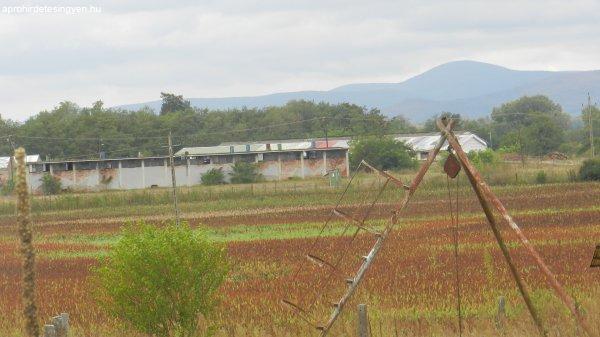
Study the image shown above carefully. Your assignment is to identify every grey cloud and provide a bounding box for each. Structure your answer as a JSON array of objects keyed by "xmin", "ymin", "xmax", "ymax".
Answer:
[{"xmin": 1, "ymin": 0, "xmax": 600, "ymax": 120}]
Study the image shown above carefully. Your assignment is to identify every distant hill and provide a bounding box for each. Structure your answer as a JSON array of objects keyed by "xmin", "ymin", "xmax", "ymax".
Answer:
[{"xmin": 115, "ymin": 60, "xmax": 599, "ymax": 122}]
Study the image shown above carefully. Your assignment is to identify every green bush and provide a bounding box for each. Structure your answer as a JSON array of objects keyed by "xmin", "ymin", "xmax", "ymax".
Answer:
[
  {"xmin": 1, "ymin": 178, "xmax": 14, "ymax": 196},
  {"xmin": 535, "ymin": 170, "xmax": 547, "ymax": 184},
  {"xmin": 467, "ymin": 149, "xmax": 499, "ymax": 169},
  {"xmin": 579, "ymin": 158, "xmax": 600, "ymax": 181},
  {"xmin": 93, "ymin": 221, "xmax": 229, "ymax": 337},
  {"xmin": 201, "ymin": 168, "xmax": 225, "ymax": 185},
  {"xmin": 230, "ymin": 162, "xmax": 262, "ymax": 184},
  {"xmin": 41, "ymin": 173, "xmax": 61, "ymax": 195},
  {"xmin": 349, "ymin": 136, "xmax": 416, "ymax": 171},
  {"xmin": 567, "ymin": 169, "xmax": 578, "ymax": 182}
]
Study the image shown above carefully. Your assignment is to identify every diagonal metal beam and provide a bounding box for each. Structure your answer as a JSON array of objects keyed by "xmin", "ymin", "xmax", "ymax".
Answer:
[{"xmin": 317, "ymin": 119, "xmax": 456, "ymax": 336}]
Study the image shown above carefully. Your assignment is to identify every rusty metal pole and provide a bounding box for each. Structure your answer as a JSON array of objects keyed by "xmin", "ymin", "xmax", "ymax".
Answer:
[{"xmin": 438, "ymin": 118, "xmax": 596, "ymax": 337}]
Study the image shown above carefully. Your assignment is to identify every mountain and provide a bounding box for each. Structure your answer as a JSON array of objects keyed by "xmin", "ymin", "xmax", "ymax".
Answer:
[{"xmin": 116, "ymin": 60, "xmax": 600, "ymax": 122}]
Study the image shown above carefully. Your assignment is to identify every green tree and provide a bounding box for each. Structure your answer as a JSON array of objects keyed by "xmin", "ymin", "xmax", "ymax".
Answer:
[
  {"xmin": 389, "ymin": 115, "xmax": 417, "ymax": 134},
  {"xmin": 579, "ymin": 158, "xmax": 600, "ymax": 181},
  {"xmin": 41, "ymin": 174, "xmax": 61, "ymax": 195},
  {"xmin": 230, "ymin": 162, "xmax": 262, "ymax": 184},
  {"xmin": 201, "ymin": 168, "xmax": 225, "ymax": 185},
  {"xmin": 421, "ymin": 112, "xmax": 461, "ymax": 132},
  {"xmin": 467, "ymin": 149, "xmax": 499, "ymax": 169},
  {"xmin": 93, "ymin": 222, "xmax": 228, "ymax": 337},
  {"xmin": 160, "ymin": 92, "xmax": 191, "ymax": 115},
  {"xmin": 349, "ymin": 136, "xmax": 416, "ymax": 170},
  {"xmin": 491, "ymin": 95, "xmax": 570, "ymax": 155}
]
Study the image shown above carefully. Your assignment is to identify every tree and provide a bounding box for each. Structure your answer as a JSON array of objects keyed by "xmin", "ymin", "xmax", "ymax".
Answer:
[
  {"xmin": 93, "ymin": 222, "xmax": 228, "ymax": 337},
  {"xmin": 201, "ymin": 168, "xmax": 225, "ymax": 185},
  {"xmin": 389, "ymin": 115, "xmax": 417, "ymax": 134},
  {"xmin": 522, "ymin": 114, "xmax": 564, "ymax": 155},
  {"xmin": 579, "ymin": 158, "xmax": 600, "ymax": 181},
  {"xmin": 41, "ymin": 174, "xmax": 61, "ymax": 195},
  {"xmin": 421, "ymin": 112, "xmax": 460, "ymax": 132},
  {"xmin": 160, "ymin": 92, "xmax": 191, "ymax": 115},
  {"xmin": 491, "ymin": 95, "xmax": 570, "ymax": 155},
  {"xmin": 230, "ymin": 162, "xmax": 262, "ymax": 184},
  {"xmin": 349, "ymin": 136, "xmax": 416, "ymax": 171}
]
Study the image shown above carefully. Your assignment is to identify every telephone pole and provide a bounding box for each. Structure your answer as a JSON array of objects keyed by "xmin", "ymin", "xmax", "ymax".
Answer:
[
  {"xmin": 168, "ymin": 131, "xmax": 180, "ymax": 225},
  {"xmin": 588, "ymin": 93, "xmax": 595, "ymax": 158}
]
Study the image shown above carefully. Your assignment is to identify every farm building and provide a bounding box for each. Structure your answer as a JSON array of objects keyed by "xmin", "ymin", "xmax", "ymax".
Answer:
[
  {"xmin": 24, "ymin": 138, "xmax": 350, "ymax": 193},
  {"xmin": 0, "ymin": 154, "xmax": 41, "ymax": 186},
  {"xmin": 21, "ymin": 132, "xmax": 486, "ymax": 193},
  {"xmin": 394, "ymin": 132, "xmax": 488, "ymax": 160}
]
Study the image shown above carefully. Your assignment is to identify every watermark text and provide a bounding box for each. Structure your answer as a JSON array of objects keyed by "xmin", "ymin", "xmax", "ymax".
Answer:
[{"xmin": 2, "ymin": 5, "xmax": 102, "ymax": 15}]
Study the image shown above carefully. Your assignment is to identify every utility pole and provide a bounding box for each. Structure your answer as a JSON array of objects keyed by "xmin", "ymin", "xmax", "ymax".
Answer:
[
  {"xmin": 588, "ymin": 93, "xmax": 595, "ymax": 158},
  {"xmin": 168, "ymin": 131, "xmax": 180, "ymax": 225}
]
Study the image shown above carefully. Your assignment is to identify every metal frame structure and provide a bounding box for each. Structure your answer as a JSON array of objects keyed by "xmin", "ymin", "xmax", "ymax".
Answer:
[{"xmin": 283, "ymin": 118, "xmax": 595, "ymax": 337}]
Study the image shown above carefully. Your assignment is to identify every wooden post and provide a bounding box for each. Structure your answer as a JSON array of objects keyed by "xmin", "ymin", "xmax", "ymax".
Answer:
[
  {"xmin": 16, "ymin": 148, "xmax": 40, "ymax": 337},
  {"xmin": 496, "ymin": 295, "xmax": 506, "ymax": 330},
  {"xmin": 168, "ymin": 132, "xmax": 180, "ymax": 225},
  {"xmin": 43, "ymin": 325, "xmax": 56, "ymax": 337},
  {"xmin": 60, "ymin": 313, "xmax": 69, "ymax": 337},
  {"xmin": 318, "ymin": 120, "xmax": 456, "ymax": 336},
  {"xmin": 438, "ymin": 118, "xmax": 596, "ymax": 337},
  {"xmin": 587, "ymin": 93, "xmax": 595, "ymax": 158},
  {"xmin": 357, "ymin": 304, "xmax": 370, "ymax": 337},
  {"xmin": 437, "ymin": 118, "xmax": 546, "ymax": 337}
]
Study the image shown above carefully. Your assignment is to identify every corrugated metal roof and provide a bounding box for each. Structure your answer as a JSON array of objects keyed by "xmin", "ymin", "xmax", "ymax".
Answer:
[
  {"xmin": 176, "ymin": 132, "xmax": 486, "ymax": 157},
  {"xmin": 0, "ymin": 155, "xmax": 41, "ymax": 169},
  {"xmin": 176, "ymin": 139, "xmax": 348, "ymax": 156},
  {"xmin": 395, "ymin": 132, "xmax": 487, "ymax": 152}
]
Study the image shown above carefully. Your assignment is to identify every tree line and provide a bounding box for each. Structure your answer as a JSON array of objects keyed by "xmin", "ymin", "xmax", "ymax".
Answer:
[{"xmin": 0, "ymin": 93, "xmax": 596, "ymax": 160}]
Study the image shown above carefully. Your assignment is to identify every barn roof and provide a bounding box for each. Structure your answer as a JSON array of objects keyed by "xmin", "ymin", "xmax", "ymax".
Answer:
[
  {"xmin": 175, "ymin": 132, "xmax": 487, "ymax": 157},
  {"xmin": 0, "ymin": 155, "xmax": 41, "ymax": 169},
  {"xmin": 394, "ymin": 132, "xmax": 487, "ymax": 152}
]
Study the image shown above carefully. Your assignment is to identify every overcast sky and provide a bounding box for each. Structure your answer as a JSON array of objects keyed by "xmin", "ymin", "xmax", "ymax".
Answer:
[{"xmin": 2, "ymin": 0, "xmax": 600, "ymax": 120}]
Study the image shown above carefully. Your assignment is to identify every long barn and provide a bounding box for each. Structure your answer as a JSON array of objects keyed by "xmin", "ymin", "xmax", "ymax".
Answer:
[{"xmin": 21, "ymin": 132, "xmax": 486, "ymax": 193}]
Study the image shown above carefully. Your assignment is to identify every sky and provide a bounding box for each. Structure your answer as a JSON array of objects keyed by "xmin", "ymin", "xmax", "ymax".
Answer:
[{"xmin": 2, "ymin": 0, "xmax": 600, "ymax": 121}]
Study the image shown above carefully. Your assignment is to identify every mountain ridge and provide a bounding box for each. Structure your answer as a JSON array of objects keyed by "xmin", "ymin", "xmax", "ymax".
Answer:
[{"xmin": 115, "ymin": 60, "xmax": 599, "ymax": 121}]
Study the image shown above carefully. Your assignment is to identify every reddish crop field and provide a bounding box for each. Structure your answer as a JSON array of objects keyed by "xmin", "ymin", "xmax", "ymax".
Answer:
[{"xmin": 0, "ymin": 182, "xmax": 599, "ymax": 336}]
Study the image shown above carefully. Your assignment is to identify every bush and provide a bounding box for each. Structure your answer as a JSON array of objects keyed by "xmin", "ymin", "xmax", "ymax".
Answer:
[
  {"xmin": 93, "ymin": 222, "xmax": 229, "ymax": 337},
  {"xmin": 567, "ymin": 169, "xmax": 578, "ymax": 182},
  {"xmin": 230, "ymin": 162, "xmax": 262, "ymax": 184},
  {"xmin": 579, "ymin": 158, "xmax": 600, "ymax": 181},
  {"xmin": 349, "ymin": 136, "xmax": 416, "ymax": 171},
  {"xmin": 467, "ymin": 149, "xmax": 499, "ymax": 169},
  {"xmin": 41, "ymin": 173, "xmax": 61, "ymax": 195},
  {"xmin": 0, "ymin": 178, "xmax": 14, "ymax": 196},
  {"xmin": 535, "ymin": 170, "xmax": 547, "ymax": 184},
  {"xmin": 201, "ymin": 168, "xmax": 225, "ymax": 185}
]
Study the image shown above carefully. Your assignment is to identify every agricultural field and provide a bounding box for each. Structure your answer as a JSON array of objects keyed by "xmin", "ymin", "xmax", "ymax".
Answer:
[{"xmin": 0, "ymin": 164, "xmax": 599, "ymax": 337}]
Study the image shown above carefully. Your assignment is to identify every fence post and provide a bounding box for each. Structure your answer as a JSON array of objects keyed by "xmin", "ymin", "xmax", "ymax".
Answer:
[
  {"xmin": 357, "ymin": 304, "xmax": 370, "ymax": 337},
  {"xmin": 44, "ymin": 324, "xmax": 56, "ymax": 337},
  {"xmin": 60, "ymin": 313, "xmax": 69, "ymax": 337},
  {"xmin": 45, "ymin": 313, "xmax": 69, "ymax": 337},
  {"xmin": 496, "ymin": 295, "xmax": 506, "ymax": 330}
]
